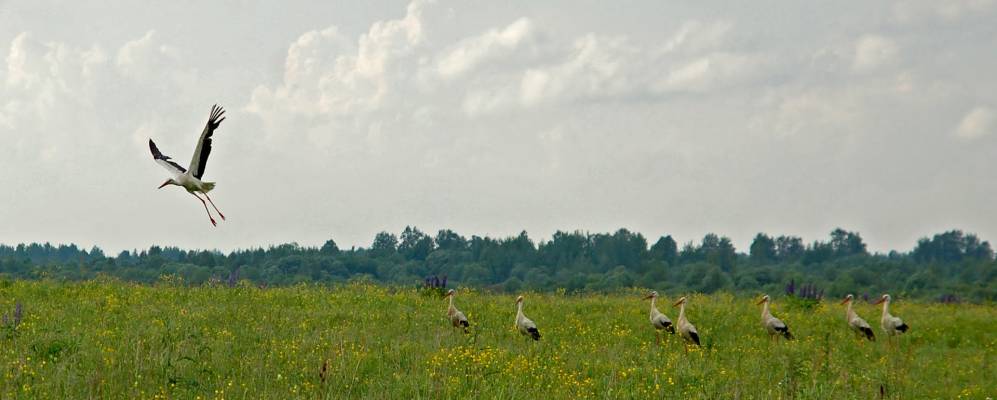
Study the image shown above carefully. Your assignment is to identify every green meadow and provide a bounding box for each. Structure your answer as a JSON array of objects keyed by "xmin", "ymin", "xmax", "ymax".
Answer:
[{"xmin": 1, "ymin": 280, "xmax": 995, "ymax": 399}]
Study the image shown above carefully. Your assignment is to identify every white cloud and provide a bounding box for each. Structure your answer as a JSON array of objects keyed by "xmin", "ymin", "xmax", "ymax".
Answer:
[
  {"xmin": 519, "ymin": 34, "xmax": 632, "ymax": 106},
  {"xmin": 852, "ymin": 34, "xmax": 898, "ymax": 72},
  {"xmin": 0, "ymin": 29, "xmax": 213, "ymax": 176},
  {"xmin": 656, "ymin": 52, "xmax": 764, "ymax": 93},
  {"xmin": 437, "ymin": 17, "xmax": 536, "ymax": 79},
  {"xmin": 955, "ymin": 106, "xmax": 995, "ymax": 139},
  {"xmin": 249, "ymin": 0, "xmax": 429, "ymax": 121},
  {"xmin": 116, "ymin": 30, "xmax": 177, "ymax": 78},
  {"xmin": 253, "ymin": 4, "xmax": 759, "ymax": 124},
  {"xmin": 662, "ymin": 20, "xmax": 732, "ymax": 53},
  {"xmin": 465, "ymin": 21, "xmax": 757, "ymax": 114},
  {"xmin": 894, "ymin": 0, "xmax": 996, "ymax": 23}
]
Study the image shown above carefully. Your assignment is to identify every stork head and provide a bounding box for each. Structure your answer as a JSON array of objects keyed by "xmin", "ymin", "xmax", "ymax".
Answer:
[
  {"xmin": 840, "ymin": 294, "xmax": 854, "ymax": 305},
  {"xmin": 446, "ymin": 289, "xmax": 455, "ymax": 297},
  {"xmin": 516, "ymin": 295, "xmax": 524, "ymax": 304},
  {"xmin": 874, "ymin": 294, "xmax": 891, "ymax": 305},
  {"xmin": 756, "ymin": 294, "xmax": 770, "ymax": 305},
  {"xmin": 672, "ymin": 296, "xmax": 687, "ymax": 307},
  {"xmin": 158, "ymin": 178, "xmax": 177, "ymax": 189},
  {"xmin": 643, "ymin": 291, "xmax": 659, "ymax": 300}
]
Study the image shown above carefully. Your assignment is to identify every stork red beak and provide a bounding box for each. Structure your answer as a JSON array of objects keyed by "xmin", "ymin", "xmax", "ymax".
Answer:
[
  {"xmin": 840, "ymin": 297, "xmax": 850, "ymax": 305},
  {"xmin": 756, "ymin": 298, "xmax": 767, "ymax": 305},
  {"xmin": 671, "ymin": 300, "xmax": 682, "ymax": 307},
  {"xmin": 643, "ymin": 294, "xmax": 654, "ymax": 300},
  {"xmin": 158, "ymin": 180, "xmax": 170, "ymax": 189},
  {"xmin": 873, "ymin": 297, "xmax": 885, "ymax": 305}
]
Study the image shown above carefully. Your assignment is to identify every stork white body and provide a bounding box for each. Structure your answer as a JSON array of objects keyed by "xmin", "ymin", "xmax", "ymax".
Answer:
[
  {"xmin": 643, "ymin": 291, "xmax": 674, "ymax": 343},
  {"xmin": 757, "ymin": 295, "xmax": 793, "ymax": 340},
  {"xmin": 446, "ymin": 289, "xmax": 469, "ymax": 333},
  {"xmin": 841, "ymin": 294, "xmax": 875, "ymax": 341},
  {"xmin": 149, "ymin": 105, "xmax": 227, "ymax": 226},
  {"xmin": 515, "ymin": 295, "xmax": 541, "ymax": 341},
  {"xmin": 672, "ymin": 296, "xmax": 700, "ymax": 347},
  {"xmin": 875, "ymin": 294, "xmax": 909, "ymax": 337}
]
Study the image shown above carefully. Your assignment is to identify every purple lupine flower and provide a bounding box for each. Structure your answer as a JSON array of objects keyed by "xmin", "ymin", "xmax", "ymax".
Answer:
[
  {"xmin": 441, "ymin": 275, "xmax": 447, "ymax": 288},
  {"xmin": 228, "ymin": 267, "xmax": 239, "ymax": 288}
]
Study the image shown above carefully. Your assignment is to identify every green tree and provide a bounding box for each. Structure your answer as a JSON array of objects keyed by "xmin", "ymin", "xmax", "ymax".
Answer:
[
  {"xmin": 321, "ymin": 239, "xmax": 340, "ymax": 255},
  {"xmin": 371, "ymin": 232, "xmax": 398, "ymax": 258},
  {"xmin": 749, "ymin": 233, "xmax": 776, "ymax": 264},
  {"xmin": 775, "ymin": 236, "xmax": 804, "ymax": 262},
  {"xmin": 650, "ymin": 235, "xmax": 678, "ymax": 265},
  {"xmin": 399, "ymin": 226, "xmax": 434, "ymax": 261},
  {"xmin": 434, "ymin": 229, "xmax": 467, "ymax": 251},
  {"xmin": 830, "ymin": 228, "xmax": 867, "ymax": 258}
]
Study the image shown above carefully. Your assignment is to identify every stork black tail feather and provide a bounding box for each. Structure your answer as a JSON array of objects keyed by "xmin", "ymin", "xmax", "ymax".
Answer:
[
  {"xmin": 528, "ymin": 327, "xmax": 541, "ymax": 341},
  {"xmin": 860, "ymin": 326, "xmax": 876, "ymax": 341},
  {"xmin": 665, "ymin": 323, "xmax": 675, "ymax": 334},
  {"xmin": 897, "ymin": 323, "xmax": 909, "ymax": 333},
  {"xmin": 460, "ymin": 320, "xmax": 469, "ymax": 334},
  {"xmin": 776, "ymin": 326, "xmax": 794, "ymax": 340},
  {"xmin": 689, "ymin": 331, "xmax": 700, "ymax": 346}
]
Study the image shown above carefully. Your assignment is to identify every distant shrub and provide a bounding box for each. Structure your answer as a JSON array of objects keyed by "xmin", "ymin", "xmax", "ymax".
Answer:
[
  {"xmin": 1, "ymin": 302, "xmax": 23, "ymax": 339},
  {"xmin": 785, "ymin": 280, "xmax": 823, "ymax": 310},
  {"xmin": 419, "ymin": 274, "xmax": 448, "ymax": 297},
  {"xmin": 937, "ymin": 294, "xmax": 960, "ymax": 304}
]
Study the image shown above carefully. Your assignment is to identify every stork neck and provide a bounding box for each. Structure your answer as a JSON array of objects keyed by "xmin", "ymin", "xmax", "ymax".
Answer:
[
  {"xmin": 649, "ymin": 297, "xmax": 657, "ymax": 316},
  {"xmin": 761, "ymin": 301, "xmax": 771, "ymax": 320},
  {"xmin": 448, "ymin": 295, "xmax": 454, "ymax": 309},
  {"xmin": 678, "ymin": 302, "xmax": 686, "ymax": 320},
  {"xmin": 845, "ymin": 300, "xmax": 854, "ymax": 319},
  {"xmin": 516, "ymin": 301, "xmax": 523, "ymax": 317},
  {"xmin": 881, "ymin": 299, "xmax": 890, "ymax": 316}
]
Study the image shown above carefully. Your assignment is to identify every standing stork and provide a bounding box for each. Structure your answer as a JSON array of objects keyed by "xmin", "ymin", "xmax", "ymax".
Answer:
[
  {"xmin": 840, "ymin": 294, "xmax": 875, "ymax": 341},
  {"xmin": 757, "ymin": 295, "xmax": 793, "ymax": 341},
  {"xmin": 515, "ymin": 295, "xmax": 541, "ymax": 341},
  {"xmin": 149, "ymin": 104, "xmax": 227, "ymax": 226},
  {"xmin": 445, "ymin": 289, "xmax": 469, "ymax": 333},
  {"xmin": 643, "ymin": 291, "xmax": 674, "ymax": 344},
  {"xmin": 874, "ymin": 294, "xmax": 909, "ymax": 340},
  {"xmin": 672, "ymin": 296, "xmax": 700, "ymax": 347}
]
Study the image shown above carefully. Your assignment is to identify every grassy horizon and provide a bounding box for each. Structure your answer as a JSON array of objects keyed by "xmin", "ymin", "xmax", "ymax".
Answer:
[{"xmin": 1, "ymin": 279, "xmax": 995, "ymax": 399}]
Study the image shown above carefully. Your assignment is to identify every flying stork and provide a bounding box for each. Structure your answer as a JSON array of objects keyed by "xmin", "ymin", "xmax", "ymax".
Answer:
[{"xmin": 149, "ymin": 105, "xmax": 227, "ymax": 226}]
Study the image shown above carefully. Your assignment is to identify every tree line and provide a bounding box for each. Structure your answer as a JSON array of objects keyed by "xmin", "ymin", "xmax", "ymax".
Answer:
[{"xmin": 1, "ymin": 228, "xmax": 994, "ymax": 301}]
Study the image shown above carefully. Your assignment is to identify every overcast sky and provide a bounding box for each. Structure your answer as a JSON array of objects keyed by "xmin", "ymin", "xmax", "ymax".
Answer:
[{"xmin": 1, "ymin": 0, "xmax": 996, "ymax": 254}]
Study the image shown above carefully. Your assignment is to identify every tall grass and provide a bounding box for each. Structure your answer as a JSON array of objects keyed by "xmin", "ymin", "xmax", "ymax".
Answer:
[{"xmin": 1, "ymin": 280, "xmax": 994, "ymax": 399}]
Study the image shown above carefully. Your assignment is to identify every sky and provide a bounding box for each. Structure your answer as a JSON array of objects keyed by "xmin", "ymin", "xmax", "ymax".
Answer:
[{"xmin": 1, "ymin": 0, "xmax": 996, "ymax": 255}]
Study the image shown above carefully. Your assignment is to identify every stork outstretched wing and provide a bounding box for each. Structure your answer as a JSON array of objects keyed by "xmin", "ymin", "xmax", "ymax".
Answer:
[
  {"xmin": 188, "ymin": 104, "xmax": 226, "ymax": 179},
  {"xmin": 149, "ymin": 139, "xmax": 187, "ymax": 176}
]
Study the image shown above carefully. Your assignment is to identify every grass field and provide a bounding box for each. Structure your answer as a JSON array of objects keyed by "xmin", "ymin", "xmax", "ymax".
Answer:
[{"xmin": 1, "ymin": 279, "xmax": 995, "ymax": 399}]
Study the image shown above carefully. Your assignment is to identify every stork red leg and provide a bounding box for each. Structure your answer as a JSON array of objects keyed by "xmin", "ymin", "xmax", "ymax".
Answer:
[
  {"xmin": 191, "ymin": 193, "xmax": 217, "ymax": 226},
  {"xmin": 202, "ymin": 192, "xmax": 225, "ymax": 220}
]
